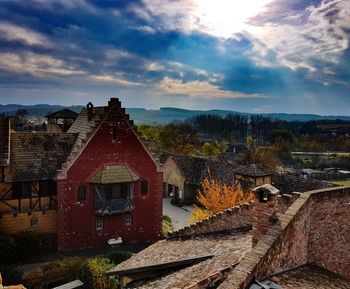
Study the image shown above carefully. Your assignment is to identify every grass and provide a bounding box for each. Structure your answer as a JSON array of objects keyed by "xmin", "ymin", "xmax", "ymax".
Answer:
[
  {"xmin": 162, "ymin": 215, "xmax": 174, "ymax": 237},
  {"xmin": 328, "ymin": 179, "xmax": 350, "ymax": 186}
]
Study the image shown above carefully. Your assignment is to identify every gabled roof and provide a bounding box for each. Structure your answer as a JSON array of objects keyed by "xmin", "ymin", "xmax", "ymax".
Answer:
[
  {"xmin": 57, "ymin": 98, "xmax": 158, "ymax": 180},
  {"xmin": 108, "ymin": 230, "xmax": 252, "ymax": 289},
  {"xmin": 45, "ymin": 108, "xmax": 79, "ymax": 119},
  {"xmin": 272, "ymin": 173, "xmax": 336, "ymax": 194},
  {"xmin": 234, "ymin": 164, "xmax": 273, "ymax": 177},
  {"xmin": 89, "ymin": 165, "xmax": 140, "ymax": 184},
  {"xmin": 6, "ymin": 132, "xmax": 77, "ymax": 182},
  {"xmin": 170, "ymin": 156, "xmax": 239, "ymax": 185}
]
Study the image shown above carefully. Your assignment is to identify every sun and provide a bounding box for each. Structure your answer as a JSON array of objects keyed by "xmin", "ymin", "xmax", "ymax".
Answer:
[{"xmin": 193, "ymin": 0, "xmax": 273, "ymax": 38}]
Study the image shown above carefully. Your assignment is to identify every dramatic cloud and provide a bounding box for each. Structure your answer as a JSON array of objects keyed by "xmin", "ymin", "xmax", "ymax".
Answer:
[
  {"xmin": 0, "ymin": 0, "xmax": 349, "ymax": 114},
  {"xmin": 158, "ymin": 76, "xmax": 262, "ymax": 99},
  {"xmin": 0, "ymin": 22, "xmax": 52, "ymax": 47}
]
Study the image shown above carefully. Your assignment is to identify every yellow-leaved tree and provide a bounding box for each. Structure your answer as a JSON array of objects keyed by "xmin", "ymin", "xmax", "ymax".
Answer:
[{"xmin": 190, "ymin": 170, "xmax": 254, "ymax": 223}]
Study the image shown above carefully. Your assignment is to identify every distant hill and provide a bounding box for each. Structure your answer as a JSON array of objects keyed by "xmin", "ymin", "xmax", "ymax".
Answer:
[{"xmin": 1, "ymin": 104, "xmax": 350, "ymax": 123}]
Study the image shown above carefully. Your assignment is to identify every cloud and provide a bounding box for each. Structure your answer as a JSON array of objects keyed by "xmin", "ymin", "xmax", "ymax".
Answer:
[
  {"xmin": 91, "ymin": 74, "xmax": 143, "ymax": 86},
  {"xmin": 246, "ymin": 0, "xmax": 350, "ymax": 72},
  {"xmin": 0, "ymin": 21, "xmax": 52, "ymax": 47},
  {"xmin": 0, "ymin": 52, "xmax": 85, "ymax": 77},
  {"xmin": 157, "ymin": 76, "xmax": 262, "ymax": 99}
]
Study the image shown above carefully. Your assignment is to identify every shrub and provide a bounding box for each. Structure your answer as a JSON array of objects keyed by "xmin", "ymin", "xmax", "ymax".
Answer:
[
  {"xmin": 0, "ymin": 232, "xmax": 57, "ymax": 264},
  {"xmin": 79, "ymin": 258, "xmax": 118, "ymax": 289},
  {"xmin": 0, "ymin": 265, "xmax": 23, "ymax": 286},
  {"xmin": 23, "ymin": 257, "xmax": 86, "ymax": 289},
  {"xmin": 162, "ymin": 215, "xmax": 173, "ymax": 237},
  {"xmin": 0, "ymin": 235, "xmax": 16, "ymax": 264},
  {"xmin": 105, "ymin": 251, "xmax": 133, "ymax": 265}
]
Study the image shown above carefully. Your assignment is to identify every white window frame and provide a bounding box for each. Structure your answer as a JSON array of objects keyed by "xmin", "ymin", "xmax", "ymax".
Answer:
[
  {"xmin": 125, "ymin": 215, "xmax": 133, "ymax": 226},
  {"xmin": 96, "ymin": 219, "xmax": 103, "ymax": 231}
]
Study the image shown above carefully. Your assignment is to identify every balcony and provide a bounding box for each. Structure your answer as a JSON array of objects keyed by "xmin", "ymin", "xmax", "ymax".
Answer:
[
  {"xmin": 94, "ymin": 182, "xmax": 135, "ymax": 216},
  {"xmin": 95, "ymin": 197, "xmax": 134, "ymax": 215}
]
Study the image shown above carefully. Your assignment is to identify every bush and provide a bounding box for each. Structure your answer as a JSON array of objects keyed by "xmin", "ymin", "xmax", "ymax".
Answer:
[
  {"xmin": 0, "ymin": 235, "xmax": 16, "ymax": 264},
  {"xmin": 0, "ymin": 232, "xmax": 57, "ymax": 264},
  {"xmin": 79, "ymin": 258, "xmax": 118, "ymax": 289},
  {"xmin": 0, "ymin": 265, "xmax": 23, "ymax": 286},
  {"xmin": 23, "ymin": 257, "xmax": 87, "ymax": 289},
  {"xmin": 162, "ymin": 215, "xmax": 173, "ymax": 237},
  {"xmin": 105, "ymin": 251, "xmax": 132, "ymax": 265}
]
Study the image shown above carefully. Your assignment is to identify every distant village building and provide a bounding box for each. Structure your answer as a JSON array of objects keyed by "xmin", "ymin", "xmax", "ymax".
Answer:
[
  {"xmin": 162, "ymin": 156, "xmax": 273, "ymax": 203},
  {"xmin": 162, "ymin": 156, "xmax": 238, "ymax": 203},
  {"xmin": 45, "ymin": 108, "xmax": 79, "ymax": 132},
  {"xmin": 0, "ymin": 98, "xmax": 163, "ymax": 251}
]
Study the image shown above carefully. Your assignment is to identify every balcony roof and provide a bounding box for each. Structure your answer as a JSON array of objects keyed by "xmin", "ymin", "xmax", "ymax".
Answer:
[{"xmin": 89, "ymin": 165, "xmax": 140, "ymax": 184}]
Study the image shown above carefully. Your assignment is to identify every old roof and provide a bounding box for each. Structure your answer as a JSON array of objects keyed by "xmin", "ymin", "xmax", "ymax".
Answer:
[
  {"xmin": 253, "ymin": 184, "xmax": 280, "ymax": 195},
  {"xmin": 235, "ymin": 164, "xmax": 273, "ymax": 177},
  {"xmin": 6, "ymin": 132, "xmax": 77, "ymax": 182},
  {"xmin": 89, "ymin": 165, "xmax": 140, "ymax": 184},
  {"xmin": 270, "ymin": 265, "xmax": 350, "ymax": 289},
  {"xmin": 272, "ymin": 173, "xmax": 336, "ymax": 194},
  {"xmin": 109, "ymin": 230, "xmax": 252, "ymax": 289},
  {"xmin": 45, "ymin": 108, "xmax": 79, "ymax": 119},
  {"xmin": 171, "ymin": 156, "xmax": 239, "ymax": 185}
]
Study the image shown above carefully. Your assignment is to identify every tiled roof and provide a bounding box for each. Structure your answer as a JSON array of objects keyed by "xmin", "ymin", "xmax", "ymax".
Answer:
[
  {"xmin": 6, "ymin": 132, "xmax": 77, "ymax": 182},
  {"xmin": 172, "ymin": 156, "xmax": 239, "ymax": 185},
  {"xmin": 235, "ymin": 164, "xmax": 273, "ymax": 177},
  {"xmin": 272, "ymin": 173, "xmax": 336, "ymax": 194},
  {"xmin": 110, "ymin": 230, "xmax": 252, "ymax": 289},
  {"xmin": 89, "ymin": 165, "xmax": 140, "ymax": 184},
  {"xmin": 45, "ymin": 108, "xmax": 79, "ymax": 119},
  {"xmin": 270, "ymin": 265, "xmax": 350, "ymax": 289}
]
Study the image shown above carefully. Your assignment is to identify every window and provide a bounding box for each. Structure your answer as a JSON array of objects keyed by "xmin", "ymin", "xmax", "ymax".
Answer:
[
  {"xmin": 78, "ymin": 186, "xmax": 86, "ymax": 201},
  {"xmin": 125, "ymin": 215, "xmax": 133, "ymax": 225},
  {"xmin": 141, "ymin": 180, "xmax": 148, "ymax": 197},
  {"xmin": 96, "ymin": 219, "xmax": 103, "ymax": 231},
  {"xmin": 12, "ymin": 182, "xmax": 31, "ymax": 198}
]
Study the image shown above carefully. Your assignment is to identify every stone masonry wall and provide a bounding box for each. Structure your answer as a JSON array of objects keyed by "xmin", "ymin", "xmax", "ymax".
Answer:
[
  {"xmin": 168, "ymin": 202, "xmax": 255, "ymax": 239},
  {"xmin": 219, "ymin": 193, "xmax": 311, "ymax": 289},
  {"xmin": 218, "ymin": 186, "xmax": 350, "ymax": 289},
  {"xmin": 307, "ymin": 187, "xmax": 350, "ymax": 279}
]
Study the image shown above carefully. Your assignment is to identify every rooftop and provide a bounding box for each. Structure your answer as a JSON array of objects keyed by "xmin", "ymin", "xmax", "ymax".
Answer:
[
  {"xmin": 109, "ymin": 230, "xmax": 252, "ymax": 289},
  {"xmin": 6, "ymin": 132, "xmax": 77, "ymax": 182}
]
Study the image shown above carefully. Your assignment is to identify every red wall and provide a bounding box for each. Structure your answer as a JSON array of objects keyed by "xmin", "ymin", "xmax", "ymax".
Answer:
[{"xmin": 57, "ymin": 108, "xmax": 163, "ymax": 251}]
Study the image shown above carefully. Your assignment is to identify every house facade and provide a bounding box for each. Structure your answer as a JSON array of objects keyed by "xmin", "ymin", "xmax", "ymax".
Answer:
[
  {"xmin": 0, "ymin": 98, "xmax": 163, "ymax": 251},
  {"xmin": 56, "ymin": 98, "xmax": 163, "ymax": 250},
  {"xmin": 0, "ymin": 116, "xmax": 76, "ymax": 234}
]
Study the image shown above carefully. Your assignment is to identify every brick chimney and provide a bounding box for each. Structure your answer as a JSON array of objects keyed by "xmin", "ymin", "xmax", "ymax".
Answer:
[
  {"xmin": 108, "ymin": 98, "xmax": 121, "ymax": 108},
  {"xmin": 87, "ymin": 102, "xmax": 94, "ymax": 120},
  {"xmin": 252, "ymin": 185, "xmax": 300, "ymax": 246}
]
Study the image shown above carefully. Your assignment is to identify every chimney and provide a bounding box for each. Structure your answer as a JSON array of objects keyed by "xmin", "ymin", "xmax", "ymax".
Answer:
[
  {"xmin": 87, "ymin": 102, "xmax": 94, "ymax": 120},
  {"xmin": 108, "ymin": 98, "xmax": 121, "ymax": 108}
]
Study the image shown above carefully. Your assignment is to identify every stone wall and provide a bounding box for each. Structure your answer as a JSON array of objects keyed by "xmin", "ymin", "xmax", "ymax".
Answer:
[
  {"xmin": 307, "ymin": 187, "xmax": 350, "ymax": 279},
  {"xmin": 168, "ymin": 201, "xmax": 254, "ymax": 239},
  {"xmin": 218, "ymin": 186, "xmax": 350, "ymax": 289}
]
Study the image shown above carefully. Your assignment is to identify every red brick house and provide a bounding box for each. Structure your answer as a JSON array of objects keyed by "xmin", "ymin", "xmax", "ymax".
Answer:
[{"xmin": 56, "ymin": 98, "xmax": 163, "ymax": 251}]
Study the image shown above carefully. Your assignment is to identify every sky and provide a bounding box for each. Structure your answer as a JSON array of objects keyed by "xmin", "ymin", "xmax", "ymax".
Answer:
[{"xmin": 0, "ymin": 0, "xmax": 349, "ymax": 115}]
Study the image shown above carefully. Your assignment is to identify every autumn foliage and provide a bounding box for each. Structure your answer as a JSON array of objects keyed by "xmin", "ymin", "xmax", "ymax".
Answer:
[{"xmin": 190, "ymin": 170, "xmax": 254, "ymax": 222}]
